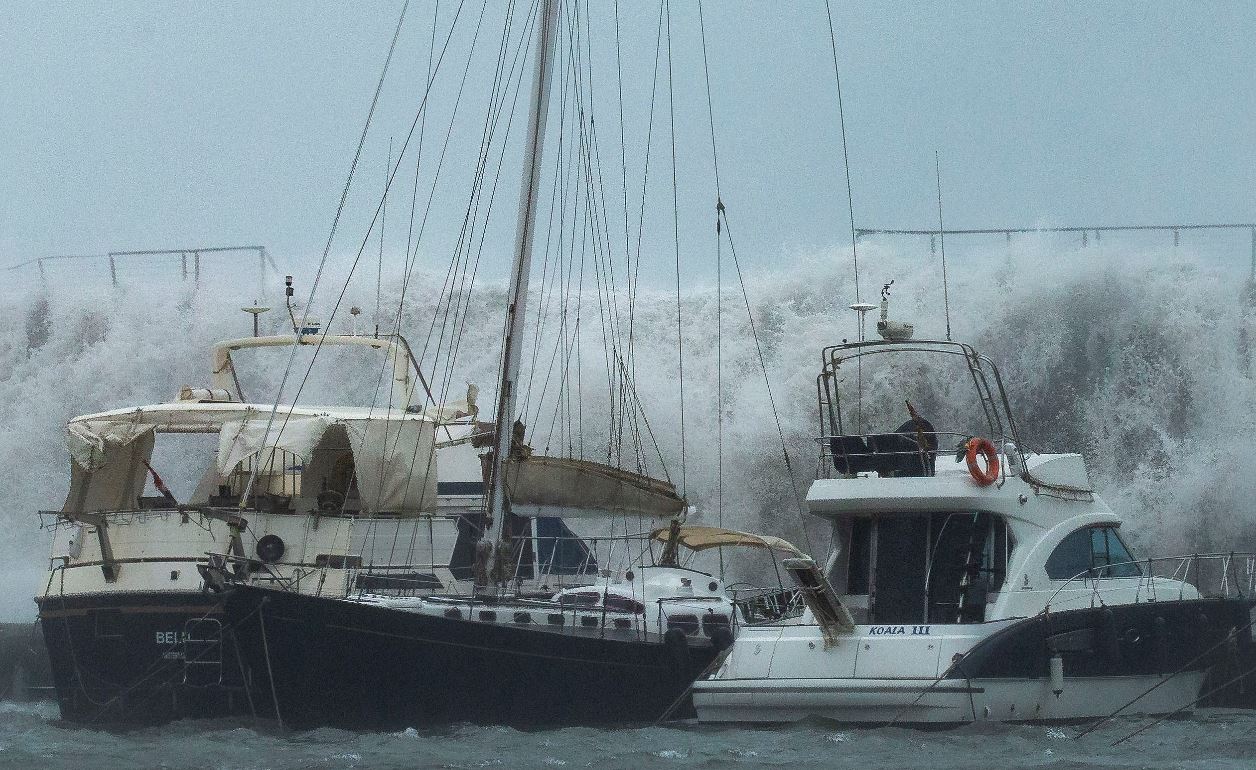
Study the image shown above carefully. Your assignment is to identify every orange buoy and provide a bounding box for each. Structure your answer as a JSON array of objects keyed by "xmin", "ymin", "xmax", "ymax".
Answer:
[{"xmin": 965, "ymin": 437, "xmax": 1000, "ymax": 486}]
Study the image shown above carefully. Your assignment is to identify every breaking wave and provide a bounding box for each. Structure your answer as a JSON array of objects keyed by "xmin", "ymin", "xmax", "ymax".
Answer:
[{"xmin": 1, "ymin": 234, "xmax": 1253, "ymax": 619}]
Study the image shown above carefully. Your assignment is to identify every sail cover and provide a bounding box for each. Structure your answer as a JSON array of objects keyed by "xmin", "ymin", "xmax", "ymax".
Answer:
[
  {"xmin": 649, "ymin": 525, "xmax": 804, "ymax": 556},
  {"xmin": 504, "ymin": 455, "xmax": 684, "ymax": 518}
]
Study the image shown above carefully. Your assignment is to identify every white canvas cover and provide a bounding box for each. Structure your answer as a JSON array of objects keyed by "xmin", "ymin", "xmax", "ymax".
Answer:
[
  {"xmin": 342, "ymin": 418, "xmax": 438, "ymax": 515},
  {"xmin": 504, "ymin": 455, "xmax": 685, "ymax": 518},
  {"xmin": 60, "ymin": 403, "xmax": 444, "ymax": 516},
  {"xmin": 215, "ymin": 412, "xmax": 438, "ymax": 515},
  {"xmin": 216, "ymin": 412, "xmax": 334, "ymax": 475},
  {"xmin": 62, "ymin": 421, "xmax": 157, "ymax": 514}
]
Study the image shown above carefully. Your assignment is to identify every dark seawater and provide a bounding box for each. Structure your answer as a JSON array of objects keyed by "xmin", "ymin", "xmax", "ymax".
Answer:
[{"xmin": 3, "ymin": 701, "xmax": 1255, "ymax": 770}]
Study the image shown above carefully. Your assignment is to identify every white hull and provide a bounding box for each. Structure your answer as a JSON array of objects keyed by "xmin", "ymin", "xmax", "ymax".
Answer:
[{"xmin": 694, "ymin": 672, "xmax": 1206, "ymax": 724}]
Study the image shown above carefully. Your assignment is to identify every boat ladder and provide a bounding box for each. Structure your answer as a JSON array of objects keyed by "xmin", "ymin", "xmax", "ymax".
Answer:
[{"xmin": 180, "ymin": 618, "xmax": 223, "ymax": 687}]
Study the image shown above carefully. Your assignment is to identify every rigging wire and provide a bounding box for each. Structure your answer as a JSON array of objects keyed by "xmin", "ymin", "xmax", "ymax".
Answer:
[
  {"xmin": 699, "ymin": 0, "xmax": 815, "ymax": 559},
  {"xmin": 719, "ymin": 207, "xmax": 817, "ymax": 557},
  {"xmin": 387, "ymin": 0, "xmax": 440, "ymax": 570},
  {"xmin": 824, "ymin": 0, "xmax": 868, "ymax": 431},
  {"xmin": 377, "ymin": 136, "xmax": 391, "ymax": 335},
  {"xmin": 628, "ymin": 1, "xmax": 667, "ymax": 457},
  {"xmin": 824, "ymin": 0, "xmax": 861, "ymax": 304},
  {"xmin": 936, "ymin": 150, "xmax": 952, "ymax": 341},
  {"xmin": 240, "ymin": 0, "xmax": 411, "ymax": 504},
  {"xmin": 696, "ymin": 0, "xmax": 723, "ymax": 577},
  {"xmin": 612, "ymin": 0, "xmax": 631, "ymax": 468},
  {"xmin": 272, "ymin": 0, "xmax": 471, "ymax": 431},
  {"xmin": 664, "ymin": 0, "xmax": 686, "ymax": 497}
]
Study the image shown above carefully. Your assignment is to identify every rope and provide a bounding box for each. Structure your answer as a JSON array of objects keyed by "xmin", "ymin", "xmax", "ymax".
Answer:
[
  {"xmin": 718, "ymin": 207, "xmax": 815, "ymax": 557},
  {"xmin": 655, "ymin": 646, "xmax": 732, "ymax": 725},
  {"xmin": 1075, "ymin": 610, "xmax": 1256, "ymax": 738},
  {"xmin": 258, "ymin": 598, "xmax": 287, "ymax": 731},
  {"xmin": 1112, "ymin": 659, "xmax": 1256, "ymax": 746}
]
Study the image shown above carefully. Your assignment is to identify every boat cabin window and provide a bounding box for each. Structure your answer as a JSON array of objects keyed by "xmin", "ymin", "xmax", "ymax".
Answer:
[
  {"xmin": 841, "ymin": 511, "xmax": 1012, "ymax": 625},
  {"xmin": 1045, "ymin": 525, "xmax": 1141, "ymax": 580}
]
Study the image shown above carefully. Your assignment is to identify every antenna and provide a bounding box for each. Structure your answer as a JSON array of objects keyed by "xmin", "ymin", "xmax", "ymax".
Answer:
[
  {"xmin": 241, "ymin": 301, "xmax": 271, "ymax": 337},
  {"xmin": 284, "ymin": 275, "xmax": 298, "ymax": 333},
  {"xmin": 935, "ymin": 151, "xmax": 952, "ymax": 341},
  {"xmin": 849, "ymin": 301, "xmax": 876, "ymax": 433}
]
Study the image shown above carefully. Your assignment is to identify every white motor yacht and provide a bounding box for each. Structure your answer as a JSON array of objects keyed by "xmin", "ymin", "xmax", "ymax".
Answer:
[{"xmin": 693, "ymin": 312, "xmax": 1253, "ymax": 725}]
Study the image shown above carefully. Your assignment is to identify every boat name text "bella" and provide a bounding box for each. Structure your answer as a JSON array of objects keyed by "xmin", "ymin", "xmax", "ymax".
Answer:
[{"xmin": 867, "ymin": 625, "xmax": 931, "ymax": 636}]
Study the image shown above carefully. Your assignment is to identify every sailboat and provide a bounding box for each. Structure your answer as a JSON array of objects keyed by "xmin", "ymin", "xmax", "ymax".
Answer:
[{"xmin": 214, "ymin": 0, "xmax": 803, "ymax": 729}]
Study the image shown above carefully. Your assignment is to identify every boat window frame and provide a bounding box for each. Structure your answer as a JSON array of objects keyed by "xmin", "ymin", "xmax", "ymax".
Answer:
[{"xmin": 840, "ymin": 509, "xmax": 1014, "ymax": 625}]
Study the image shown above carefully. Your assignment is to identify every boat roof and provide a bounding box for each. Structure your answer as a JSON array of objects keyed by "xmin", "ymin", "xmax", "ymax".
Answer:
[
  {"xmin": 68, "ymin": 401, "xmax": 442, "ymax": 432},
  {"xmin": 806, "ymin": 453, "xmax": 1102, "ymax": 521}
]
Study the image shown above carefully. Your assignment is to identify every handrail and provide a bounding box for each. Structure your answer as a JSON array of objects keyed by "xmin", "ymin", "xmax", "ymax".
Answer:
[
  {"xmin": 815, "ymin": 339, "xmax": 1027, "ymax": 482},
  {"xmin": 1044, "ymin": 552, "xmax": 1256, "ymax": 608}
]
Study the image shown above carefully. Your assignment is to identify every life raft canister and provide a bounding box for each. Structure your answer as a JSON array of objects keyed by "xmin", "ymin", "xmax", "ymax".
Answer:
[{"xmin": 965, "ymin": 437, "xmax": 1000, "ymax": 486}]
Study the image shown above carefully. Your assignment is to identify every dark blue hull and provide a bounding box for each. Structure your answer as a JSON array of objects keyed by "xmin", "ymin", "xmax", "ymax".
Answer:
[
  {"xmin": 223, "ymin": 585, "xmax": 721, "ymax": 730},
  {"xmin": 36, "ymin": 591, "xmax": 267, "ymax": 726},
  {"xmin": 949, "ymin": 597, "xmax": 1253, "ymax": 681}
]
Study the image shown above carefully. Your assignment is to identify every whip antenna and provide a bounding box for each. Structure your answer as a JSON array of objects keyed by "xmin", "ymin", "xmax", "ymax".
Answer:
[{"xmin": 935, "ymin": 151, "xmax": 952, "ymax": 341}]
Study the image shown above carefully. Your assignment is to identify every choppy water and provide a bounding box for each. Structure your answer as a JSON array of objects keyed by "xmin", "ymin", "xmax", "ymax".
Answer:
[{"xmin": 3, "ymin": 701, "xmax": 1255, "ymax": 770}]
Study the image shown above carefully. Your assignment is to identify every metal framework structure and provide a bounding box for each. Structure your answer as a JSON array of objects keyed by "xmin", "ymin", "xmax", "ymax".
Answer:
[
  {"xmin": 3, "ymin": 245, "xmax": 278, "ymax": 289},
  {"xmin": 855, "ymin": 223, "xmax": 1256, "ymax": 276}
]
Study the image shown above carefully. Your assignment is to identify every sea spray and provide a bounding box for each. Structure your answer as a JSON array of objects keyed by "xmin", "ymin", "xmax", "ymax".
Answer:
[{"xmin": 1, "ymin": 236, "xmax": 1252, "ymax": 618}]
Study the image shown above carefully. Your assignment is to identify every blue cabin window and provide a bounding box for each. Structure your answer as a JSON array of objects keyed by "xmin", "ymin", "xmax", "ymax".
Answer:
[
  {"xmin": 1046, "ymin": 526, "xmax": 1141, "ymax": 580},
  {"xmin": 536, "ymin": 517, "xmax": 598, "ymax": 575}
]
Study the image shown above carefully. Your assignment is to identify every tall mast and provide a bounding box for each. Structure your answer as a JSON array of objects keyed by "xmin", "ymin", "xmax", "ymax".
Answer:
[{"xmin": 484, "ymin": 0, "xmax": 561, "ymax": 565}]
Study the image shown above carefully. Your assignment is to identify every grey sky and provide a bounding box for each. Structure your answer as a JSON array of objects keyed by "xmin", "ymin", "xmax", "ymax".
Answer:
[{"xmin": 2, "ymin": 1, "xmax": 1253, "ymax": 285}]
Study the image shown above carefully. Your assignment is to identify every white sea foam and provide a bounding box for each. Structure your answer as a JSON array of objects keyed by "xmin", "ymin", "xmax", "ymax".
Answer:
[{"xmin": 2, "ymin": 234, "xmax": 1253, "ymax": 619}]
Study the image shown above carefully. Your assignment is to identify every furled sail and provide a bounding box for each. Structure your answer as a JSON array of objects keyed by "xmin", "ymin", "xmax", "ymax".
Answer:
[
  {"xmin": 504, "ymin": 455, "xmax": 684, "ymax": 519},
  {"xmin": 648, "ymin": 525, "xmax": 804, "ymax": 556}
]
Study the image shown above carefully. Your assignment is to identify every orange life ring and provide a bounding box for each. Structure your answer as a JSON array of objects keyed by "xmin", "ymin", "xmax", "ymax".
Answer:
[{"xmin": 965, "ymin": 437, "xmax": 1000, "ymax": 486}]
